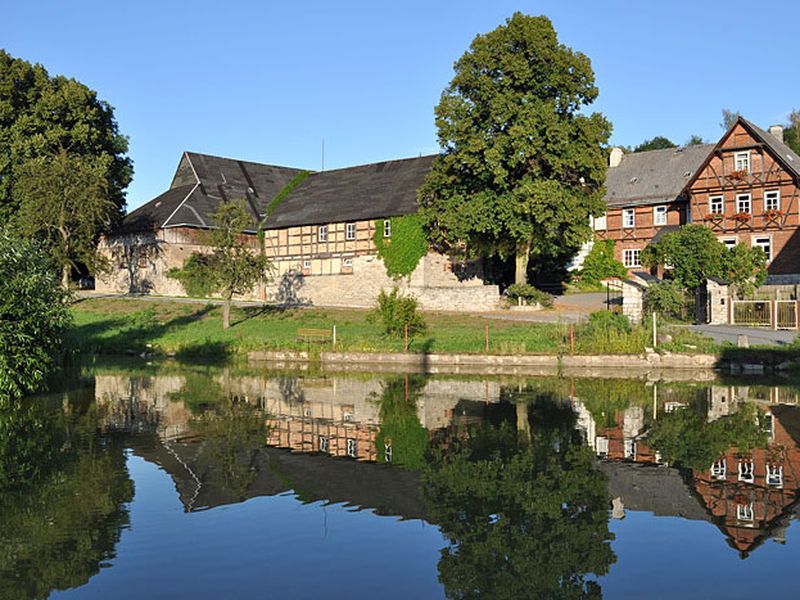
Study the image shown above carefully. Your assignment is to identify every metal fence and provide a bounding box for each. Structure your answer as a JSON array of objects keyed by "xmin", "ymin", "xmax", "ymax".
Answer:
[{"xmin": 731, "ymin": 299, "xmax": 799, "ymax": 330}]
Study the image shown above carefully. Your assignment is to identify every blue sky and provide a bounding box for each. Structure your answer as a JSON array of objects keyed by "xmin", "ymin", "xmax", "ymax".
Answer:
[{"xmin": 3, "ymin": 1, "xmax": 798, "ymax": 211}]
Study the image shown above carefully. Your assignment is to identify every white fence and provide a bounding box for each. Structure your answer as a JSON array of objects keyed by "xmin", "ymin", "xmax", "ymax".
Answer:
[{"xmin": 731, "ymin": 300, "xmax": 798, "ymax": 330}]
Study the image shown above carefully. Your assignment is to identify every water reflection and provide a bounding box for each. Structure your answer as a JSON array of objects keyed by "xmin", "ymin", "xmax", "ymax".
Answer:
[{"xmin": 5, "ymin": 364, "xmax": 800, "ymax": 598}]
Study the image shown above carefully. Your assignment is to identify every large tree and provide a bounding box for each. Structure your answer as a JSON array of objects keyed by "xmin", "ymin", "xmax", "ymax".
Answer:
[
  {"xmin": 634, "ymin": 136, "xmax": 676, "ymax": 152},
  {"xmin": 418, "ymin": 13, "xmax": 611, "ymax": 285},
  {"xmin": 784, "ymin": 109, "xmax": 800, "ymax": 155},
  {"xmin": 14, "ymin": 150, "xmax": 116, "ymax": 288},
  {"xmin": 0, "ymin": 49, "xmax": 132, "ymax": 222}
]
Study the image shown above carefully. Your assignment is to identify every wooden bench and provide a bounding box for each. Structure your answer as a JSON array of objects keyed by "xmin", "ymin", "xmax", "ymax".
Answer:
[{"xmin": 296, "ymin": 328, "xmax": 332, "ymax": 344}]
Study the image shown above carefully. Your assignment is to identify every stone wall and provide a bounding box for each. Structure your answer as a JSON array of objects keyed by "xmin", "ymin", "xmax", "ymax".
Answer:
[{"xmin": 96, "ymin": 228, "xmax": 501, "ymax": 312}]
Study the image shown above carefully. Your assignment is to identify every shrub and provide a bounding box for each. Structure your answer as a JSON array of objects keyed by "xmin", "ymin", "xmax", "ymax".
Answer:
[
  {"xmin": 374, "ymin": 215, "xmax": 428, "ymax": 278},
  {"xmin": 505, "ymin": 283, "xmax": 554, "ymax": 308},
  {"xmin": 369, "ymin": 287, "xmax": 426, "ymax": 337},
  {"xmin": 0, "ymin": 231, "xmax": 71, "ymax": 399},
  {"xmin": 168, "ymin": 253, "xmax": 216, "ymax": 298},
  {"xmin": 575, "ymin": 311, "xmax": 648, "ymax": 354},
  {"xmin": 578, "ymin": 240, "xmax": 627, "ymax": 286},
  {"xmin": 584, "ymin": 311, "xmax": 631, "ymax": 335},
  {"xmin": 644, "ymin": 281, "xmax": 687, "ymax": 320}
]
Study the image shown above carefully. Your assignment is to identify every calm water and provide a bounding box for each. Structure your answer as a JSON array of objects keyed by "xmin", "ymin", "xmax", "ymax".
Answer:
[{"xmin": 3, "ymin": 362, "xmax": 800, "ymax": 599}]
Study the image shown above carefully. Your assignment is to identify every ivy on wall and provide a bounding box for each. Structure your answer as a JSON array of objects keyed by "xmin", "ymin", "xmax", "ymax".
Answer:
[
  {"xmin": 263, "ymin": 170, "xmax": 311, "ymax": 221},
  {"xmin": 373, "ymin": 214, "xmax": 428, "ymax": 278}
]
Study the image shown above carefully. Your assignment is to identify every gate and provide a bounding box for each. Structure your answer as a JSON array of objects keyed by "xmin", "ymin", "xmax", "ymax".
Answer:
[
  {"xmin": 731, "ymin": 301, "xmax": 771, "ymax": 327},
  {"xmin": 776, "ymin": 301, "xmax": 798, "ymax": 330},
  {"xmin": 606, "ymin": 281, "xmax": 623, "ymax": 314}
]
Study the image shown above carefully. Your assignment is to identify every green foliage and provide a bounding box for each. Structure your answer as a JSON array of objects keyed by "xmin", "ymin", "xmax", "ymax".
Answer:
[
  {"xmin": 373, "ymin": 376, "xmax": 429, "ymax": 470},
  {"xmin": 686, "ymin": 134, "xmax": 705, "ymax": 146},
  {"xmin": 720, "ymin": 108, "xmax": 740, "ymax": 131},
  {"xmin": 424, "ymin": 405, "xmax": 615, "ymax": 599},
  {"xmin": 578, "ymin": 239, "xmax": 627, "ymax": 286},
  {"xmin": 785, "ymin": 113, "xmax": 800, "ymax": 155},
  {"xmin": 575, "ymin": 311, "xmax": 649, "ymax": 354},
  {"xmin": 262, "ymin": 170, "xmax": 311, "ymax": 221},
  {"xmin": 648, "ymin": 403, "xmax": 767, "ymax": 470},
  {"xmin": 418, "ymin": 13, "xmax": 611, "ymax": 284},
  {"xmin": 634, "ymin": 136, "xmax": 676, "ymax": 152},
  {"xmin": 0, "ymin": 49, "xmax": 132, "ymax": 223},
  {"xmin": 368, "ymin": 287, "xmax": 427, "ymax": 337},
  {"xmin": 0, "ymin": 231, "xmax": 71, "ymax": 399},
  {"xmin": 643, "ymin": 225, "xmax": 767, "ymax": 291},
  {"xmin": 373, "ymin": 214, "xmax": 428, "ymax": 278},
  {"xmin": 644, "ymin": 280, "xmax": 688, "ymax": 320},
  {"xmin": 504, "ymin": 283, "xmax": 554, "ymax": 308},
  {"xmin": 13, "ymin": 149, "xmax": 116, "ymax": 286},
  {"xmin": 168, "ymin": 253, "xmax": 217, "ymax": 298}
]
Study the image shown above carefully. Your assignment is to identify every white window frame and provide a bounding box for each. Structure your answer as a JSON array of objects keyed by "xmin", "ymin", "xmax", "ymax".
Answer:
[
  {"xmin": 383, "ymin": 219, "xmax": 392, "ymax": 238},
  {"xmin": 317, "ymin": 225, "xmax": 328, "ymax": 242},
  {"xmin": 592, "ymin": 212, "xmax": 607, "ymax": 231},
  {"xmin": 319, "ymin": 435, "xmax": 329, "ymax": 453},
  {"xmin": 623, "ymin": 208, "xmax": 635, "ymax": 228},
  {"xmin": 346, "ymin": 438, "xmax": 357, "ymax": 458},
  {"xmin": 767, "ymin": 464, "xmax": 783, "ymax": 487},
  {"xmin": 345, "ymin": 222, "xmax": 356, "ymax": 240},
  {"xmin": 653, "ymin": 205, "xmax": 667, "ymax": 226},
  {"xmin": 735, "ymin": 151, "xmax": 751, "ymax": 173},
  {"xmin": 737, "ymin": 503, "xmax": 754, "ymax": 523},
  {"xmin": 720, "ymin": 237, "xmax": 738, "ymax": 251},
  {"xmin": 738, "ymin": 460, "xmax": 755, "ymax": 484},
  {"xmin": 342, "ymin": 257, "xmax": 353, "ymax": 268},
  {"xmin": 736, "ymin": 193, "xmax": 752, "ymax": 214},
  {"xmin": 302, "ymin": 259, "xmax": 312, "ymax": 269},
  {"xmin": 624, "ymin": 439, "xmax": 637, "ymax": 460},
  {"xmin": 764, "ymin": 190, "xmax": 781, "ymax": 212},
  {"xmin": 711, "ymin": 459, "xmax": 727, "ymax": 480},
  {"xmin": 752, "ymin": 235, "xmax": 772, "ymax": 262},
  {"xmin": 384, "ymin": 443, "xmax": 393, "ymax": 463},
  {"xmin": 623, "ymin": 249, "xmax": 641, "ymax": 268},
  {"xmin": 595, "ymin": 436, "xmax": 609, "ymax": 458},
  {"xmin": 709, "ymin": 195, "xmax": 724, "ymax": 215}
]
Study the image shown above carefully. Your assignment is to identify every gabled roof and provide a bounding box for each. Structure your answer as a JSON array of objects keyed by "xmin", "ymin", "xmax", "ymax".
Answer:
[
  {"xmin": 739, "ymin": 117, "xmax": 800, "ymax": 181},
  {"xmin": 121, "ymin": 152, "xmax": 434, "ymax": 232},
  {"xmin": 605, "ymin": 144, "xmax": 714, "ymax": 208}
]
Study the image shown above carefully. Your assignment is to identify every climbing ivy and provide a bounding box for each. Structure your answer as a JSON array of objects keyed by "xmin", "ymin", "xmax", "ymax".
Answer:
[
  {"xmin": 373, "ymin": 214, "xmax": 428, "ymax": 278},
  {"xmin": 262, "ymin": 170, "xmax": 311, "ymax": 222}
]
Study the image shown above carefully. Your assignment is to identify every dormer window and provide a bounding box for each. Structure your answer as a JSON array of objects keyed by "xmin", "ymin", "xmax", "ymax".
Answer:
[{"xmin": 735, "ymin": 151, "xmax": 751, "ymax": 173}]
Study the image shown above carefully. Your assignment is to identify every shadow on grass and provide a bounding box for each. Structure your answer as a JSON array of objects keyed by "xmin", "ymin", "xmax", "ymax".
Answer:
[
  {"xmin": 231, "ymin": 304, "xmax": 290, "ymax": 327},
  {"xmin": 174, "ymin": 340, "xmax": 234, "ymax": 365}
]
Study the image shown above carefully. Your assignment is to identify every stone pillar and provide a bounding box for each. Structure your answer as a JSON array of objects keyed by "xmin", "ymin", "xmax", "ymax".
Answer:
[
  {"xmin": 621, "ymin": 281, "xmax": 645, "ymax": 324},
  {"xmin": 705, "ymin": 278, "xmax": 730, "ymax": 325}
]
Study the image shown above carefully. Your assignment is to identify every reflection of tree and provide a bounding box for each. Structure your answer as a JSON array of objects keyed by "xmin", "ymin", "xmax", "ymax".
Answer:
[
  {"xmin": 189, "ymin": 398, "xmax": 268, "ymax": 501},
  {"xmin": 424, "ymin": 401, "xmax": 615, "ymax": 599},
  {"xmin": 168, "ymin": 369, "xmax": 226, "ymax": 413},
  {"xmin": 648, "ymin": 403, "xmax": 768, "ymax": 470},
  {"xmin": 0, "ymin": 400, "xmax": 133, "ymax": 599},
  {"xmin": 373, "ymin": 376, "xmax": 429, "ymax": 470}
]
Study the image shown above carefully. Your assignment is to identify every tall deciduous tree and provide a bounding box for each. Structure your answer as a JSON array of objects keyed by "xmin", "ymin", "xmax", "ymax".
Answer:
[
  {"xmin": 0, "ymin": 49, "xmax": 132, "ymax": 222},
  {"xmin": 207, "ymin": 200, "xmax": 272, "ymax": 329},
  {"xmin": 634, "ymin": 136, "xmax": 676, "ymax": 152},
  {"xmin": 418, "ymin": 13, "xmax": 611, "ymax": 285},
  {"xmin": 720, "ymin": 108, "xmax": 740, "ymax": 131},
  {"xmin": 784, "ymin": 109, "xmax": 800, "ymax": 155},
  {"xmin": 14, "ymin": 150, "xmax": 115, "ymax": 288}
]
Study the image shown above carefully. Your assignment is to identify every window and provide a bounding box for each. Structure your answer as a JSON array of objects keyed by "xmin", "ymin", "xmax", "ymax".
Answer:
[
  {"xmin": 623, "ymin": 249, "xmax": 642, "ymax": 268},
  {"xmin": 623, "ymin": 208, "xmax": 635, "ymax": 228},
  {"xmin": 303, "ymin": 259, "xmax": 312, "ymax": 270},
  {"xmin": 317, "ymin": 225, "xmax": 328, "ymax": 242},
  {"xmin": 342, "ymin": 257, "xmax": 353, "ymax": 268},
  {"xmin": 752, "ymin": 236, "xmax": 772, "ymax": 262},
  {"xmin": 592, "ymin": 212, "xmax": 607, "ymax": 230},
  {"xmin": 709, "ymin": 195, "xmax": 724, "ymax": 214},
  {"xmin": 624, "ymin": 439, "xmax": 636, "ymax": 460},
  {"xmin": 765, "ymin": 190, "xmax": 781, "ymax": 212},
  {"xmin": 721, "ymin": 237, "xmax": 738, "ymax": 250},
  {"xmin": 383, "ymin": 219, "xmax": 392, "ymax": 237},
  {"xmin": 653, "ymin": 205, "xmax": 667, "ymax": 226},
  {"xmin": 711, "ymin": 459, "xmax": 726, "ymax": 480},
  {"xmin": 319, "ymin": 436, "xmax": 329, "ymax": 453},
  {"xmin": 303, "ymin": 407, "xmax": 312, "ymax": 417},
  {"xmin": 595, "ymin": 436, "xmax": 609, "ymax": 458},
  {"xmin": 736, "ymin": 194, "xmax": 751, "ymax": 214},
  {"xmin": 735, "ymin": 151, "xmax": 750, "ymax": 173},
  {"xmin": 737, "ymin": 503, "xmax": 754, "ymax": 523},
  {"xmin": 738, "ymin": 460, "xmax": 755, "ymax": 483},
  {"xmin": 346, "ymin": 438, "xmax": 357, "ymax": 458},
  {"xmin": 345, "ymin": 222, "xmax": 356, "ymax": 240},
  {"xmin": 384, "ymin": 443, "xmax": 393, "ymax": 463},
  {"xmin": 767, "ymin": 464, "xmax": 783, "ymax": 487}
]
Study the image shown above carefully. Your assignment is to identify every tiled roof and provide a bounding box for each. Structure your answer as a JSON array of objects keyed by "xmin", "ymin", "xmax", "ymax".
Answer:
[{"xmin": 739, "ymin": 117, "xmax": 800, "ymax": 181}]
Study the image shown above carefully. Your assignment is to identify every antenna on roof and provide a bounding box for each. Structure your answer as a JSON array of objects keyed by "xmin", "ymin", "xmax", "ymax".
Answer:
[{"xmin": 321, "ymin": 138, "xmax": 325, "ymax": 172}]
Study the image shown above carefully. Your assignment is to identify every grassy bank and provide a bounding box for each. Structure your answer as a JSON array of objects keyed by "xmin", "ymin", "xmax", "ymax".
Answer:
[{"xmin": 68, "ymin": 297, "xmax": 722, "ymax": 359}]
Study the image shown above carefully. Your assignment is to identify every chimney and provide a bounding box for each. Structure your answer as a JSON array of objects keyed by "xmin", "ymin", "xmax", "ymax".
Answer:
[
  {"xmin": 609, "ymin": 147, "xmax": 624, "ymax": 168},
  {"xmin": 769, "ymin": 124, "xmax": 785, "ymax": 142}
]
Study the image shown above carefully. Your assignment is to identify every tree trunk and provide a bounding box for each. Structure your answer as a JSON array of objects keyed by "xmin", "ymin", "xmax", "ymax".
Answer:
[
  {"xmin": 223, "ymin": 295, "xmax": 232, "ymax": 329},
  {"xmin": 62, "ymin": 264, "xmax": 71, "ymax": 290},
  {"xmin": 515, "ymin": 240, "xmax": 531, "ymax": 286}
]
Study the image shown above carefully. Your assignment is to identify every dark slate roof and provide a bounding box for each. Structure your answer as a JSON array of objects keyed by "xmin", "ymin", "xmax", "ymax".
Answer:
[
  {"xmin": 121, "ymin": 151, "xmax": 435, "ymax": 233},
  {"xmin": 740, "ymin": 118, "xmax": 800, "ymax": 181},
  {"xmin": 605, "ymin": 144, "xmax": 714, "ymax": 208}
]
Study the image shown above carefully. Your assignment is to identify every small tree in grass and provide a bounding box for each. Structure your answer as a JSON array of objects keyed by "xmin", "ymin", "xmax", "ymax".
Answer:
[{"xmin": 369, "ymin": 287, "xmax": 426, "ymax": 338}]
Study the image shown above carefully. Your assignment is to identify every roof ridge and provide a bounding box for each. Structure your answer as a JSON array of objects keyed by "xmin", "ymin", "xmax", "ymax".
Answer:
[
  {"xmin": 301, "ymin": 153, "xmax": 437, "ymax": 177},
  {"xmin": 183, "ymin": 150, "xmax": 308, "ymax": 172}
]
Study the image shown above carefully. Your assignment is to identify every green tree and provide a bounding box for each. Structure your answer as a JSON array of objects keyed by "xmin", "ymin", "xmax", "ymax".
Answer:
[
  {"xmin": 723, "ymin": 242, "xmax": 767, "ymax": 292},
  {"xmin": 634, "ymin": 136, "xmax": 676, "ymax": 152},
  {"xmin": 578, "ymin": 239, "xmax": 627, "ymax": 287},
  {"xmin": 424, "ymin": 401, "xmax": 615, "ymax": 599},
  {"xmin": 373, "ymin": 376, "xmax": 429, "ymax": 469},
  {"xmin": 418, "ymin": 13, "xmax": 611, "ymax": 286},
  {"xmin": 184, "ymin": 200, "xmax": 273, "ymax": 329},
  {"xmin": 784, "ymin": 109, "xmax": 800, "ymax": 155},
  {"xmin": 685, "ymin": 134, "xmax": 705, "ymax": 146},
  {"xmin": 14, "ymin": 150, "xmax": 116, "ymax": 288},
  {"xmin": 368, "ymin": 287, "xmax": 427, "ymax": 337},
  {"xmin": 0, "ymin": 50, "xmax": 132, "ymax": 223},
  {"xmin": 0, "ymin": 231, "xmax": 70, "ymax": 400},
  {"xmin": 720, "ymin": 108, "xmax": 740, "ymax": 131}
]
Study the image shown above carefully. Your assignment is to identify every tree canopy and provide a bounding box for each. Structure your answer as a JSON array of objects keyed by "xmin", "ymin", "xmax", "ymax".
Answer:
[
  {"xmin": 633, "ymin": 136, "xmax": 677, "ymax": 153},
  {"xmin": 720, "ymin": 108, "xmax": 740, "ymax": 131},
  {"xmin": 784, "ymin": 109, "xmax": 800, "ymax": 155},
  {"xmin": 418, "ymin": 13, "xmax": 611, "ymax": 285},
  {"xmin": 0, "ymin": 50, "xmax": 132, "ymax": 223},
  {"xmin": 0, "ymin": 231, "xmax": 71, "ymax": 400}
]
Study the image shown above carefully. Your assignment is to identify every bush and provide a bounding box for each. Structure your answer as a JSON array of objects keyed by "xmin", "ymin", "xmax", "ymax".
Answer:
[
  {"xmin": 584, "ymin": 311, "xmax": 631, "ymax": 335},
  {"xmin": 578, "ymin": 240, "xmax": 627, "ymax": 286},
  {"xmin": 574, "ymin": 311, "xmax": 648, "ymax": 354},
  {"xmin": 644, "ymin": 281, "xmax": 687, "ymax": 320},
  {"xmin": 168, "ymin": 253, "xmax": 216, "ymax": 298},
  {"xmin": 374, "ymin": 215, "xmax": 428, "ymax": 278},
  {"xmin": 0, "ymin": 231, "xmax": 71, "ymax": 399},
  {"xmin": 505, "ymin": 283, "xmax": 554, "ymax": 308},
  {"xmin": 369, "ymin": 287, "xmax": 426, "ymax": 337}
]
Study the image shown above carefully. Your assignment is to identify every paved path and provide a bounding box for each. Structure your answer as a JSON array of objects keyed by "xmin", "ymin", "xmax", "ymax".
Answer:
[{"xmin": 684, "ymin": 324, "xmax": 797, "ymax": 347}]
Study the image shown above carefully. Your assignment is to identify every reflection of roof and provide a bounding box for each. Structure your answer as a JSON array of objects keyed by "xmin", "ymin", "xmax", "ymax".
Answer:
[
  {"xmin": 605, "ymin": 144, "xmax": 714, "ymax": 208},
  {"xmin": 771, "ymin": 405, "xmax": 800, "ymax": 446}
]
